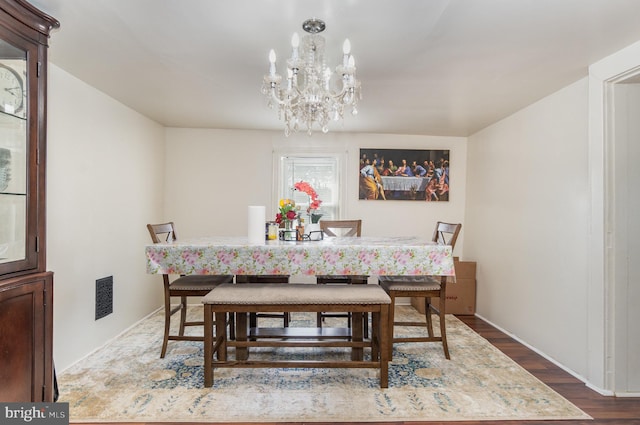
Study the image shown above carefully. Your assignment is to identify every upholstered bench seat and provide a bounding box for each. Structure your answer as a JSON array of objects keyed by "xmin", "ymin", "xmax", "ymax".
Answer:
[
  {"xmin": 206, "ymin": 282, "xmax": 390, "ymax": 305},
  {"xmin": 202, "ymin": 283, "xmax": 391, "ymax": 388}
]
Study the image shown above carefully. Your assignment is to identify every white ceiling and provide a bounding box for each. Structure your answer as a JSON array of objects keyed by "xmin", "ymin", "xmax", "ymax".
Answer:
[{"xmin": 29, "ymin": 0, "xmax": 640, "ymax": 137}]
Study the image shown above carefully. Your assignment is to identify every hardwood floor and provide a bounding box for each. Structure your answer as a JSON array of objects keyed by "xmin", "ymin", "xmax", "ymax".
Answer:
[
  {"xmin": 72, "ymin": 315, "xmax": 640, "ymax": 425},
  {"xmin": 454, "ymin": 315, "xmax": 640, "ymax": 425}
]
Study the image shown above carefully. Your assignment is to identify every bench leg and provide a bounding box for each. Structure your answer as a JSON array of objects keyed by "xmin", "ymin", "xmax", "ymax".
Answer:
[
  {"xmin": 387, "ymin": 293, "xmax": 396, "ymax": 360},
  {"xmin": 204, "ymin": 305, "xmax": 213, "ymax": 387},
  {"xmin": 236, "ymin": 312, "xmax": 248, "ymax": 361},
  {"xmin": 371, "ymin": 311, "xmax": 380, "ymax": 361},
  {"xmin": 351, "ymin": 312, "xmax": 364, "ymax": 361},
  {"xmin": 215, "ymin": 312, "xmax": 227, "ymax": 361},
  {"xmin": 379, "ymin": 305, "xmax": 390, "ymax": 388}
]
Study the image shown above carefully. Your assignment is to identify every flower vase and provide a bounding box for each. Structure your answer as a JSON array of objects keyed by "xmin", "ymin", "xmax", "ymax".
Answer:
[
  {"xmin": 284, "ymin": 219, "xmax": 297, "ymax": 241},
  {"xmin": 307, "ymin": 222, "xmax": 321, "ymax": 240}
]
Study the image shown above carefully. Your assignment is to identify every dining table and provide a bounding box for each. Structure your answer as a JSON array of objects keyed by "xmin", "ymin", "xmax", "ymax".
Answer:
[
  {"xmin": 145, "ymin": 235, "xmax": 456, "ymax": 368},
  {"xmin": 145, "ymin": 235, "xmax": 456, "ymax": 277}
]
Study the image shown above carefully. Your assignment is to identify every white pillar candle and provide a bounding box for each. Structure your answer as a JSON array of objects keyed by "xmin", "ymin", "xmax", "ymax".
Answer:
[{"xmin": 247, "ymin": 205, "xmax": 266, "ymax": 245}]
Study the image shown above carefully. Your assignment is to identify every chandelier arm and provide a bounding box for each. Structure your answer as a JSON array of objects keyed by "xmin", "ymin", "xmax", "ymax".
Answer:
[
  {"xmin": 327, "ymin": 77, "xmax": 357, "ymax": 104},
  {"xmin": 269, "ymin": 84, "xmax": 301, "ymax": 107}
]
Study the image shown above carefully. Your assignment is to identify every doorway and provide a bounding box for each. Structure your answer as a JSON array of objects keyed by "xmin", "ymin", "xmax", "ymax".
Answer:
[{"xmin": 609, "ymin": 78, "xmax": 640, "ymax": 394}]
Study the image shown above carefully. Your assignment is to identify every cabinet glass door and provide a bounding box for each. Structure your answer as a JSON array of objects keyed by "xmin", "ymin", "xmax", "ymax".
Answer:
[{"xmin": 0, "ymin": 39, "xmax": 27, "ymax": 265}]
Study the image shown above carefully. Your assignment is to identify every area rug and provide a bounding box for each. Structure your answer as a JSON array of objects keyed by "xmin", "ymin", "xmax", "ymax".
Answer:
[{"xmin": 58, "ymin": 305, "xmax": 591, "ymax": 422}]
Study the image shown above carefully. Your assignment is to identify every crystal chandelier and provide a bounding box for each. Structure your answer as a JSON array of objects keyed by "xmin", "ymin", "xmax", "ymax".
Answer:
[{"xmin": 261, "ymin": 18, "xmax": 361, "ymax": 136}]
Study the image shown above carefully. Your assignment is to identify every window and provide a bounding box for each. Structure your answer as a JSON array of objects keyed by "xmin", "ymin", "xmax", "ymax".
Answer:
[{"xmin": 275, "ymin": 154, "xmax": 343, "ymax": 220}]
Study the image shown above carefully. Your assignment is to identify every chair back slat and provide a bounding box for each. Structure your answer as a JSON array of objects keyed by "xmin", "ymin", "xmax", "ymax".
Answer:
[
  {"xmin": 320, "ymin": 219, "xmax": 362, "ymax": 237},
  {"xmin": 147, "ymin": 222, "xmax": 177, "ymax": 243},
  {"xmin": 431, "ymin": 221, "xmax": 461, "ymax": 248}
]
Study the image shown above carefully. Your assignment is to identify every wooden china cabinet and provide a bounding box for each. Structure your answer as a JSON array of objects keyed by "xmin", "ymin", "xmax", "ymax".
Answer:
[{"xmin": 0, "ymin": 0, "xmax": 58, "ymax": 402}]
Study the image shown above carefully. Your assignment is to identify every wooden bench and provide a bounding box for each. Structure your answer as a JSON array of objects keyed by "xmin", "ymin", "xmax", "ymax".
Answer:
[{"xmin": 202, "ymin": 283, "xmax": 391, "ymax": 388}]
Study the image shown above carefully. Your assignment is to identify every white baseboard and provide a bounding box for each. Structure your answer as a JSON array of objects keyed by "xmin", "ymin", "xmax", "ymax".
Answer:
[
  {"xmin": 58, "ymin": 307, "xmax": 162, "ymax": 374},
  {"xmin": 474, "ymin": 313, "xmax": 614, "ymax": 397},
  {"xmin": 610, "ymin": 391, "xmax": 640, "ymax": 397}
]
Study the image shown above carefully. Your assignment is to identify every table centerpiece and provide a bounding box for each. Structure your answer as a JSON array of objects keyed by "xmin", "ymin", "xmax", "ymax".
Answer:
[{"xmin": 294, "ymin": 181, "xmax": 323, "ymax": 240}]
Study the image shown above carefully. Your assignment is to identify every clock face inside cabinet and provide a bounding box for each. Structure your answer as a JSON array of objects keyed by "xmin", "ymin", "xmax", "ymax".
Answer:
[
  {"xmin": 0, "ymin": 39, "xmax": 28, "ymax": 267},
  {"xmin": 0, "ymin": 62, "xmax": 24, "ymax": 116}
]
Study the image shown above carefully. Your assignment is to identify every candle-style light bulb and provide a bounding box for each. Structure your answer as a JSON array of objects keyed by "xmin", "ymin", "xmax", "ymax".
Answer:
[
  {"xmin": 269, "ymin": 49, "xmax": 277, "ymax": 76},
  {"xmin": 287, "ymin": 68, "xmax": 293, "ymax": 90},
  {"xmin": 291, "ymin": 32, "xmax": 300, "ymax": 60},
  {"xmin": 342, "ymin": 39, "xmax": 351, "ymax": 66},
  {"xmin": 343, "ymin": 39, "xmax": 351, "ymax": 55}
]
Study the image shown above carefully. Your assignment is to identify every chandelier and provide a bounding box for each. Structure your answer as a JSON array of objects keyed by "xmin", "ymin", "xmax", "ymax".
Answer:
[{"xmin": 261, "ymin": 18, "xmax": 361, "ymax": 136}]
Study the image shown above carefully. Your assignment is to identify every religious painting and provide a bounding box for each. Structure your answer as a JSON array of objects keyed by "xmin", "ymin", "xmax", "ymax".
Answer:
[{"xmin": 359, "ymin": 148, "xmax": 450, "ymax": 201}]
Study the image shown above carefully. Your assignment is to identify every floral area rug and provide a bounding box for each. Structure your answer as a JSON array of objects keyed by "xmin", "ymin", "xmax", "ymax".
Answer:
[{"xmin": 58, "ymin": 305, "xmax": 591, "ymax": 422}]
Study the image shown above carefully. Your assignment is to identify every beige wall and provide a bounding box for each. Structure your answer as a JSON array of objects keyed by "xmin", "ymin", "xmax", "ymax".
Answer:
[
  {"xmin": 465, "ymin": 78, "xmax": 590, "ymax": 379},
  {"xmin": 163, "ymin": 129, "xmax": 468, "ymax": 254},
  {"xmin": 47, "ymin": 65, "xmax": 166, "ymax": 370}
]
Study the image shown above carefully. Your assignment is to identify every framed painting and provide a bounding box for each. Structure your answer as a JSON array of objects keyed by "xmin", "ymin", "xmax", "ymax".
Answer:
[{"xmin": 359, "ymin": 148, "xmax": 450, "ymax": 201}]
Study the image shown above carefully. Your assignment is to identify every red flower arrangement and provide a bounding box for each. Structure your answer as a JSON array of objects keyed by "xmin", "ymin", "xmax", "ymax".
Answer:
[{"xmin": 275, "ymin": 198, "xmax": 297, "ymax": 224}]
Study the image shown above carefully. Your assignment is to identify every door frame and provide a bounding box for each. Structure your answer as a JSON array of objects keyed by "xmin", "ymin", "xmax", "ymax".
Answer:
[{"xmin": 588, "ymin": 41, "xmax": 640, "ymax": 395}]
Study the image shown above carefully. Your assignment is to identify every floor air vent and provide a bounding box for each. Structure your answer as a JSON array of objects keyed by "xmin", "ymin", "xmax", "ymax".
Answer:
[{"xmin": 95, "ymin": 276, "xmax": 113, "ymax": 320}]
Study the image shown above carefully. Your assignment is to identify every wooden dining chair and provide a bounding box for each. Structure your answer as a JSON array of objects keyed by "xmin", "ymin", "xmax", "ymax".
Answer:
[
  {"xmin": 316, "ymin": 219, "xmax": 369, "ymax": 336},
  {"xmin": 147, "ymin": 222, "xmax": 234, "ymax": 358},
  {"xmin": 378, "ymin": 221, "xmax": 461, "ymax": 360}
]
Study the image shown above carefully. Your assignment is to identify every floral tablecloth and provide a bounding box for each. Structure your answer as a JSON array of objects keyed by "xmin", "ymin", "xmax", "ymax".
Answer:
[{"xmin": 146, "ymin": 236, "xmax": 455, "ymax": 277}]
